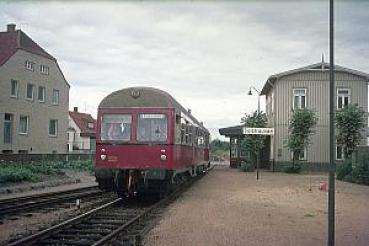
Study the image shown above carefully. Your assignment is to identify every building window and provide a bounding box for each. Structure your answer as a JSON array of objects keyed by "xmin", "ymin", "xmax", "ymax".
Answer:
[
  {"xmin": 25, "ymin": 60, "xmax": 34, "ymax": 71},
  {"xmin": 38, "ymin": 86, "xmax": 46, "ymax": 102},
  {"xmin": 52, "ymin": 89, "xmax": 59, "ymax": 105},
  {"xmin": 337, "ymin": 88, "xmax": 351, "ymax": 109},
  {"xmin": 40, "ymin": 65, "xmax": 49, "ymax": 75},
  {"xmin": 293, "ymin": 88, "xmax": 306, "ymax": 109},
  {"xmin": 49, "ymin": 119, "xmax": 58, "ymax": 136},
  {"xmin": 291, "ymin": 148, "xmax": 307, "ymax": 161},
  {"xmin": 10, "ymin": 79, "xmax": 18, "ymax": 98},
  {"xmin": 88, "ymin": 122, "xmax": 94, "ymax": 129},
  {"xmin": 26, "ymin": 83, "xmax": 34, "ymax": 100},
  {"xmin": 336, "ymin": 144, "xmax": 345, "ymax": 160},
  {"xmin": 19, "ymin": 115, "xmax": 29, "ymax": 134},
  {"xmin": 4, "ymin": 113, "xmax": 13, "ymax": 144}
]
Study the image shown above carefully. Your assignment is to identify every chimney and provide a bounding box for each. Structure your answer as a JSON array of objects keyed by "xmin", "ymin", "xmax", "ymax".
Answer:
[
  {"xmin": 73, "ymin": 107, "xmax": 78, "ymax": 112},
  {"xmin": 7, "ymin": 24, "xmax": 16, "ymax": 32}
]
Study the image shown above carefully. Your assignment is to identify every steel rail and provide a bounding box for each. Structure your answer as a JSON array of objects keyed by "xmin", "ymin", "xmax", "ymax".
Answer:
[
  {"xmin": 0, "ymin": 186, "xmax": 100, "ymax": 217},
  {"xmin": 0, "ymin": 185, "xmax": 98, "ymax": 205},
  {"xmin": 7, "ymin": 198, "xmax": 122, "ymax": 246}
]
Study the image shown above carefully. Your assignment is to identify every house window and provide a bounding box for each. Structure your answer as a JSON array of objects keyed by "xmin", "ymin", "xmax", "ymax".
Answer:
[
  {"xmin": 52, "ymin": 89, "xmax": 59, "ymax": 105},
  {"xmin": 336, "ymin": 144, "xmax": 345, "ymax": 160},
  {"xmin": 49, "ymin": 119, "xmax": 58, "ymax": 136},
  {"xmin": 291, "ymin": 148, "xmax": 307, "ymax": 161},
  {"xmin": 40, "ymin": 65, "xmax": 49, "ymax": 75},
  {"xmin": 88, "ymin": 122, "xmax": 94, "ymax": 129},
  {"xmin": 26, "ymin": 83, "xmax": 34, "ymax": 100},
  {"xmin": 337, "ymin": 88, "xmax": 351, "ymax": 109},
  {"xmin": 38, "ymin": 86, "xmax": 46, "ymax": 102},
  {"xmin": 19, "ymin": 115, "xmax": 29, "ymax": 134},
  {"xmin": 11, "ymin": 80, "xmax": 18, "ymax": 98},
  {"xmin": 25, "ymin": 60, "xmax": 34, "ymax": 71},
  {"xmin": 4, "ymin": 113, "xmax": 13, "ymax": 144},
  {"xmin": 293, "ymin": 88, "xmax": 306, "ymax": 109}
]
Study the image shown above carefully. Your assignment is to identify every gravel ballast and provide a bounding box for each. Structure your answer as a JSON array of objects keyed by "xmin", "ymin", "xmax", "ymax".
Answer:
[{"xmin": 146, "ymin": 164, "xmax": 369, "ymax": 246}]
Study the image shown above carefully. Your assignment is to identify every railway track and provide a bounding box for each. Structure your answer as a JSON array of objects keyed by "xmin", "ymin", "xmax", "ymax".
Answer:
[
  {"xmin": 7, "ymin": 166, "xmax": 213, "ymax": 246},
  {"xmin": 0, "ymin": 186, "xmax": 101, "ymax": 218}
]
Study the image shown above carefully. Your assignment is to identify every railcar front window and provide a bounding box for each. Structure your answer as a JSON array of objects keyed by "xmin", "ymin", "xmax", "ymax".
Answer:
[
  {"xmin": 137, "ymin": 114, "xmax": 167, "ymax": 142},
  {"xmin": 101, "ymin": 114, "xmax": 132, "ymax": 141}
]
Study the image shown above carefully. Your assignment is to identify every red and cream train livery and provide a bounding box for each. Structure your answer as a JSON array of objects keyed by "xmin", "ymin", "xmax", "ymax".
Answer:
[{"xmin": 95, "ymin": 87, "xmax": 210, "ymax": 196}]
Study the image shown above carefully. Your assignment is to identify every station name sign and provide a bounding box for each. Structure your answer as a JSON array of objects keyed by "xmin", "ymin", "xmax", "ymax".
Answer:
[{"xmin": 243, "ymin": 127, "xmax": 274, "ymax": 135}]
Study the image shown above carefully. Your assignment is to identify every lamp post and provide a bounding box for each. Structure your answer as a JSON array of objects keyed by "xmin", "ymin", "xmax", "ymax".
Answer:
[{"xmin": 248, "ymin": 86, "xmax": 261, "ymax": 180}]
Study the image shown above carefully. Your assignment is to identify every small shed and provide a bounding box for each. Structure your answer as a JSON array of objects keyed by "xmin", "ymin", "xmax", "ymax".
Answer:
[{"xmin": 219, "ymin": 125, "xmax": 246, "ymax": 168}]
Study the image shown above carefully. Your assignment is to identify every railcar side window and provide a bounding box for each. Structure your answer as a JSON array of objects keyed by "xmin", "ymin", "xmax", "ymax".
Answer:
[
  {"xmin": 137, "ymin": 114, "xmax": 167, "ymax": 142},
  {"xmin": 101, "ymin": 114, "xmax": 132, "ymax": 141}
]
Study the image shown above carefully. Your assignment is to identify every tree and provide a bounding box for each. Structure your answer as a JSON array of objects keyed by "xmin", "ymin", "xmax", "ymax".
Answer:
[
  {"xmin": 210, "ymin": 139, "xmax": 230, "ymax": 161},
  {"xmin": 240, "ymin": 111, "xmax": 268, "ymax": 165},
  {"xmin": 287, "ymin": 108, "xmax": 317, "ymax": 167},
  {"xmin": 336, "ymin": 104, "xmax": 366, "ymax": 158}
]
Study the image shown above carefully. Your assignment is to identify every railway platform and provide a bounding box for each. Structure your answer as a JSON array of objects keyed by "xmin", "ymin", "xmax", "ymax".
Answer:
[{"xmin": 145, "ymin": 162, "xmax": 369, "ymax": 246}]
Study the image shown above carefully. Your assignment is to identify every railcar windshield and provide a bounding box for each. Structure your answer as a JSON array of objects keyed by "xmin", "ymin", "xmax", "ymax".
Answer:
[
  {"xmin": 101, "ymin": 114, "xmax": 132, "ymax": 141},
  {"xmin": 137, "ymin": 113, "xmax": 167, "ymax": 142}
]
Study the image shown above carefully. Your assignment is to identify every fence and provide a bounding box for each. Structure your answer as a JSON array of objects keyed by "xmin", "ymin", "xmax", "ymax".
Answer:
[{"xmin": 0, "ymin": 153, "xmax": 93, "ymax": 164}]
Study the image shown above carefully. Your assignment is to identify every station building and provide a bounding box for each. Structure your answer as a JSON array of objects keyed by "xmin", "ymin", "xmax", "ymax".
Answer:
[
  {"xmin": 221, "ymin": 62, "xmax": 369, "ymax": 170},
  {"xmin": 0, "ymin": 24, "xmax": 70, "ymax": 154}
]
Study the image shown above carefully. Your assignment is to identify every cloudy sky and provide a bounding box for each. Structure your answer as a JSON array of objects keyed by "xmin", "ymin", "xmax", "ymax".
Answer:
[{"xmin": 1, "ymin": 1, "xmax": 368, "ymax": 140}]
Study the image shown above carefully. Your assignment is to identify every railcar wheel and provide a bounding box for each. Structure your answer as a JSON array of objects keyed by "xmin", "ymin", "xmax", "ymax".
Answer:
[
  {"xmin": 97, "ymin": 178, "xmax": 114, "ymax": 192},
  {"xmin": 115, "ymin": 170, "xmax": 127, "ymax": 197}
]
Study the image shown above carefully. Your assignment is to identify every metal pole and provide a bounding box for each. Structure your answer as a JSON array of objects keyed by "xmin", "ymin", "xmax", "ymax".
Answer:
[
  {"xmin": 328, "ymin": 0, "xmax": 336, "ymax": 245},
  {"xmin": 256, "ymin": 94, "xmax": 260, "ymax": 180}
]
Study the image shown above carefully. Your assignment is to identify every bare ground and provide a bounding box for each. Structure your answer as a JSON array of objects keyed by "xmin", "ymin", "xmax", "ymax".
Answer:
[{"xmin": 146, "ymin": 164, "xmax": 369, "ymax": 246}]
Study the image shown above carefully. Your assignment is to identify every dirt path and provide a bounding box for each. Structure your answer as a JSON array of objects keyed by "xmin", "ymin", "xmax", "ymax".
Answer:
[{"xmin": 146, "ymin": 165, "xmax": 369, "ymax": 246}]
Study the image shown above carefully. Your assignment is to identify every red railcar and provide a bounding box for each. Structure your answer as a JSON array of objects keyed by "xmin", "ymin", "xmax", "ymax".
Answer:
[{"xmin": 95, "ymin": 87, "xmax": 210, "ymax": 196}]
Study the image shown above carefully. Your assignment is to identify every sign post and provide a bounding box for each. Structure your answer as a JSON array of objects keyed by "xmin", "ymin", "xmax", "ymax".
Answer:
[{"xmin": 243, "ymin": 127, "xmax": 274, "ymax": 180}]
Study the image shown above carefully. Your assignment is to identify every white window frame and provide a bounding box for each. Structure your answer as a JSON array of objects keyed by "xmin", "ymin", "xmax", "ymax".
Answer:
[
  {"xmin": 52, "ymin": 89, "xmax": 59, "ymax": 105},
  {"xmin": 49, "ymin": 119, "xmax": 58, "ymax": 137},
  {"xmin": 337, "ymin": 88, "xmax": 351, "ymax": 110},
  {"xmin": 19, "ymin": 115, "xmax": 29, "ymax": 135},
  {"xmin": 10, "ymin": 79, "xmax": 18, "ymax": 98},
  {"xmin": 25, "ymin": 60, "xmax": 34, "ymax": 71},
  {"xmin": 270, "ymin": 92, "xmax": 272, "ymax": 113},
  {"xmin": 40, "ymin": 65, "xmax": 49, "ymax": 75},
  {"xmin": 26, "ymin": 83, "xmax": 34, "ymax": 101},
  {"xmin": 291, "ymin": 148, "xmax": 307, "ymax": 161},
  {"xmin": 336, "ymin": 144, "xmax": 345, "ymax": 160},
  {"xmin": 38, "ymin": 86, "xmax": 46, "ymax": 102},
  {"xmin": 87, "ymin": 122, "xmax": 94, "ymax": 129},
  {"xmin": 293, "ymin": 88, "xmax": 306, "ymax": 109}
]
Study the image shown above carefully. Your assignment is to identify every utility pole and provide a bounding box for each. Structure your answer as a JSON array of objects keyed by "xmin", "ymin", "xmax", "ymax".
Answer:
[{"xmin": 328, "ymin": 0, "xmax": 336, "ymax": 245}]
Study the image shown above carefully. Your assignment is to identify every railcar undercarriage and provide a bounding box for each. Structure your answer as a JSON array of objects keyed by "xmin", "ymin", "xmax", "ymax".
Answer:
[{"xmin": 95, "ymin": 165, "xmax": 208, "ymax": 197}]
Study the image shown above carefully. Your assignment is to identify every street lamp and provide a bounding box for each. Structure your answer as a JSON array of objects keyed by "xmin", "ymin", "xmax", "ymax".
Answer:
[
  {"xmin": 248, "ymin": 86, "xmax": 261, "ymax": 180},
  {"xmin": 248, "ymin": 86, "xmax": 261, "ymax": 114}
]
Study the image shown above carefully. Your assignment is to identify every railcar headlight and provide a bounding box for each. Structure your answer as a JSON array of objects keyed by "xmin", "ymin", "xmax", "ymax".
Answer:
[
  {"xmin": 160, "ymin": 154, "xmax": 167, "ymax": 161},
  {"xmin": 100, "ymin": 154, "xmax": 106, "ymax": 160},
  {"xmin": 101, "ymin": 148, "xmax": 106, "ymax": 152}
]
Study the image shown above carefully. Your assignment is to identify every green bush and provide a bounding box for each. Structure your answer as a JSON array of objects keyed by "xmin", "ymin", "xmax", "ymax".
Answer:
[
  {"xmin": 0, "ymin": 160, "xmax": 94, "ymax": 184},
  {"xmin": 0, "ymin": 165, "xmax": 41, "ymax": 183},
  {"xmin": 240, "ymin": 161, "xmax": 254, "ymax": 172},
  {"xmin": 352, "ymin": 153, "xmax": 369, "ymax": 185},
  {"xmin": 336, "ymin": 159, "xmax": 353, "ymax": 180},
  {"xmin": 282, "ymin": 161, "xmax": 302, "ymax": 173}
]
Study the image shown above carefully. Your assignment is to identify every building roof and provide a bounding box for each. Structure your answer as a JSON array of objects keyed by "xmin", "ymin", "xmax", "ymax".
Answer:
[
  {"xmin": 261, "ymin": 62, "xmax": 369, "ymax": 95},
  {"xmin": 0, "ymin": 25, "xmax": 55, "ymax": 66},
  {"xmin": 0, "ymin": 24, "xmax": 70, "ymax": 88},
  {"xmin": 69, "ymin": 111, "xmax": 96, "ymax": 138},
  {"xmin": 219, "ymin": 125, "xmax": 244, "ymax": 137}
]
